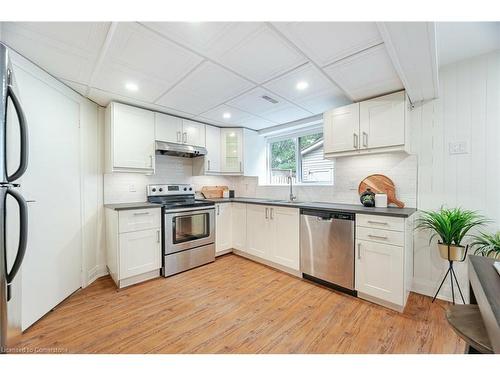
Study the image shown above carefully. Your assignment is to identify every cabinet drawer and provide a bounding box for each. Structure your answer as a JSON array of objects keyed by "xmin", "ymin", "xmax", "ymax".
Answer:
[
  {"xmin": 119, "ymin": 208, "xmax": 161, "ymax": 233},
  {"xmin": 356, "ymin": 214, "xmax": 404, "ymax": 232},
  {"xmin": 356, "ymin": 226, "xmax": 404, "ymax": 247}
]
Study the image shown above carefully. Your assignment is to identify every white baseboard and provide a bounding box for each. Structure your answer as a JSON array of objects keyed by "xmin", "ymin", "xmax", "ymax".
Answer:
[{"xmin": 86, "ymin": 264, "xmax": 109, "ymax": 288}]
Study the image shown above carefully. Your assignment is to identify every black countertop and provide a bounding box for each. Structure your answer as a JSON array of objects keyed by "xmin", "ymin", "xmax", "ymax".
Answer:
[
  {"xmin": 208, "ymin": 197, "xmax": 416, "ymax": 218},
  {"xmin": 104, "ymin": 202, "xmax": 162, "ymax": 211},
  {"xmin": 469, "ymin": 255, "xmax": 500, "ymax": 353}
]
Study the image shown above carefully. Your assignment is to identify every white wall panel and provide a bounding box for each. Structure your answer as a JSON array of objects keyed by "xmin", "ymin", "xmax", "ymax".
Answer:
[{"xmin": 411, "ymin": 51, "xmax": 500, "ymax": 302}]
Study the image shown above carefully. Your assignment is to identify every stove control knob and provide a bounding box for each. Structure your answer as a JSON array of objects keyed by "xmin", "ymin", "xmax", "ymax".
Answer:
[
  {"xmin": 189, "ymin": 187, "xmax": 193, "ymax": 191},
  {"xmin": 152, "ymin": 188, "xmax": 156, "ymax": 192},
  {"xmin": 159, "ymin": 188, "xmax": 163, "ymax": 192},
  {"xmin": 183, "ymin": 187, "xmax": 187, "ymax": 191}
]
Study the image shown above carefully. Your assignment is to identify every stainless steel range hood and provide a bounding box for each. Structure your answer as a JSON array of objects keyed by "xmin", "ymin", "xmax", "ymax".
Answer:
[{"xmin": 155, "ymin": 141, "xmax": 207, "ymax": 158}]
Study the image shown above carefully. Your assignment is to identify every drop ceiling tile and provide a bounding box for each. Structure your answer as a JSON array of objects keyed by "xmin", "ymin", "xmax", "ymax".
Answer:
[
  {"xmin": 88, "ymin": 87, "xmax": 196, "ymax": 119},
  {"xmin": 215, "ymin": 25, "xmax": 307, "ymax": 83},
  {"xmin": 260, "ymin": 103, "xmax": 312, "ymax": 124},
  {"xmin": 263, "ymin": 63, "xmax": 350, "ymax": 112},
  {"xmin": 156, "ymin": 61, "xmax": 254, "ymax": 115},
  {"xmin": 62, "ymin": 80, "xmax": 88, "ymax": 96},
  {"xmin": 92, "ymin": 23, "xmax": 203, "ymax": 100},
  {"xmin": 142, "ymin": 22, "xmax": 262, "ymax": 58},
  {"xmin": 227, "ymin": 87, "xmax": 290, "ymax": 114},
  {"xmin": 239, "ymin": 117, "xmax": 276, "ymax": 130},
  {"xmin": 323, "ymin": 44, "xmax": 403, "ymax": 101},
  {"xmin": 2, "ymin": 22, "xmax": 109, "ymax": 83},
  {"xmin": 199, "ymin": 104, "xmax": 252, "ymax": 124},
  {"xmin": 273, "ymin": 22, "xmax": 383, "ymax": 67}
]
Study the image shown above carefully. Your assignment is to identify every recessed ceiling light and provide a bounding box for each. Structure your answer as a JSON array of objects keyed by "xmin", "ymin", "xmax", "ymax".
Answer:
[
  {"xmin": 296, "ymin": 81, "xmax": 309, "ymax": 90},
  {"xmin": 222, "ymin": 112, "xmax": 231, "ymax": 119},
  {"xmin": 125, "ymin": 82, "xmax": 138, "ymax": 92}
]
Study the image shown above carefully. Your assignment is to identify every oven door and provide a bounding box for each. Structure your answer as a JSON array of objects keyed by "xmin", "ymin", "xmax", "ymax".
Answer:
[{"xmin": 164, "ymin": 208, "xmax": 215, "ymax": 254}]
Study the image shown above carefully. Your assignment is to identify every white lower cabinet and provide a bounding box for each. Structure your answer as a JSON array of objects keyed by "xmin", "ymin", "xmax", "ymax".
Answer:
[
  {"xmin": 215, "ymin": 203, "xmax": 232, "ymax": 255},
  {"xmin": 231, "ymin": 203, "xmax": 247, "ymax": 251},
  {"xmin": 243, "ymin": 204, "xmax": 299, "ymax": 272},
  {"xmin": 269, "ymin": 206, "xmax": 300, "ymax": 270},
  {"xmin": 245, "ymin": 204, "xmax": 271, "ymax": 259},
  {"xmin": 355, "ymin": 214, "xmax": 413, "ymax": 311},
  {"xmin": 119, "ymin": 229, "xmax": 162, "ymax": 279},
  {"xmin": 105, "ymin": 207, "xmax": 162, "ymax": 288}
]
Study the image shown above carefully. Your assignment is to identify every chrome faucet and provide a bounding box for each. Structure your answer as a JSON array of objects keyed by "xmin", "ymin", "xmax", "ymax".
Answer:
[{"xmin": 287, "ymin": 175, "xmax": 297, "ymax": 202}]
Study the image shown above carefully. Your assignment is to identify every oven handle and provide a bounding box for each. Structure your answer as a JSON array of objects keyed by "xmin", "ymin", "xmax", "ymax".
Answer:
[{"xmin": 164, "ymin": 207, "xmax": 215, "ymax": 215}]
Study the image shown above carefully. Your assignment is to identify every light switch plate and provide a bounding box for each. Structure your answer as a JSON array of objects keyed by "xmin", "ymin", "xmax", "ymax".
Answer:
[{"xmin": 449, "ymin": 140, "xmax": 469, "ymax": 155}]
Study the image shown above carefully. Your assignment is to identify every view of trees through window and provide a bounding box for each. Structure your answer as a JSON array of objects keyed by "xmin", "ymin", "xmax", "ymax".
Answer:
[{"xmin": 269, "ymin": 131, "xmax": 333, "ymax": 185}]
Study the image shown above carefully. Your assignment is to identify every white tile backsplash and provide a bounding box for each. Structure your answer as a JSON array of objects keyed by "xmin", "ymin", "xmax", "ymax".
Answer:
[{"xmin": 104, "ymin": 152, "xmax": 417, "ymax": 208}]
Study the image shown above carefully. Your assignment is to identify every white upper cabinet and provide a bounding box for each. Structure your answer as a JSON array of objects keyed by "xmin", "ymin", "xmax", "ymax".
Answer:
[
  {"xmin": 205, "ymin": 125, "xmax": 221, "ymax": 172},
  {"xmin": 359, "ymin": 91, "xmax": 405, "ymax": 150},
  {"xmin": 220, "ymin": 128, "xmax": 244, "ymax": 173},
  {"xmin": 105, "ymin": 102, "xmax": 155, "ymax": 173},
  {"xmin": 182, "ymin": 119, "xmax": 206, "ymax": 147},
  {"xmin": 155, "ymin": 113, "xmax": 205, "ymax": 147},
  {"xmin": 324, "ymin": 91, "xmax": 409, "ymax": 158},
  {"xmin": 323, "ymin": 103, "xmax": 360, "ymax": 154},
  {"xmin": 155, "ymin": 112, "xmax": 183, "ymax": 144}
]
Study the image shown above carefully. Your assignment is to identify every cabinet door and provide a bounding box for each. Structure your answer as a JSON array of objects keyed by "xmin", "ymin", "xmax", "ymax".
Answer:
[
  {"xmin": 183, "ymin": 119, "xmax": 206, "ymax": 147},
  {"xmin": 245, "ymin": 204, "xmax": 270, "ymax": 259},
  {"xmin": 119, "ymin": 228, "xmax": 161, "ymax": 279},
  {"xmin": 359, "ymin": 91, "xmax": 405, "ymax": 149},
  {"xmin": 113, "ymin": 103, "xmax": 155, "ymax": 170},
  {"xmin": 231, "ymin": 203, "xmax": 247, "ymax": 251},
  {"xmin": 215, "ymin": 203, "xmax": 232, "ymax": 254},
  {"xmin": 355, "ymin": 239, "xmax": 404, "ymax": 305},
  {"xmin": 155, "ymin": 112, "xmax": 183, "ymax": 144},
  {"xmin": 323, "ymin": 103, "xmax": 360, "ymax": 154},
  {"xmin": 270, "ymin": 206, "xmax": 299, "ymax": 270},
  {"xmin": 220, "ymin": 128, "xmax": 243, "ymax": 173},
  {"xmin": 205, "ymin": 125, "xmax": 221, "ymax": 172}
]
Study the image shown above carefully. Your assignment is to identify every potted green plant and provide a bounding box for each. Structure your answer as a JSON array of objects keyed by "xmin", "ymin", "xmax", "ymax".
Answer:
[
  {"xmin": 415, "ymin": 207, "xmax": 489, "ymax": 261},
  {"xmin": 471, "ymin": 231, "xmax": 500, "ymax": 259}
]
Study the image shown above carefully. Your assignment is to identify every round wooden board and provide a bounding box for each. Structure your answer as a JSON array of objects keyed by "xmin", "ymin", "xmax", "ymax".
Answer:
[{"xmin": 358, "ymin": 174, "xmax": 405, "ymax": 208}]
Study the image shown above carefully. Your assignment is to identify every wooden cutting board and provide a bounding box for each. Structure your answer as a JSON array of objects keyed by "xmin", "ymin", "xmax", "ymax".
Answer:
[
  {"xmin": 201, "ymin": 186, "xmax": 229, "ymax": 199},
  {"xmin": 358, "ymin": 174, "xmax": 405, "ymax": 208}
]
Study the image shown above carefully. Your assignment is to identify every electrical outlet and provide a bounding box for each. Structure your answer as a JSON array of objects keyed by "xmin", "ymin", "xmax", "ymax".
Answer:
[
  {"xmin": 128, "ymin": 184, "xmax": 136, "ymax": 192},
  {"xmin": 448, "ymin": 140, "xmax": 469, "ymax": 155}
]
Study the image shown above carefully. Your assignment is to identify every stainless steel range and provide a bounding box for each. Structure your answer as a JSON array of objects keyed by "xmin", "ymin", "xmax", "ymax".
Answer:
[{"xmin": 147, "ymin": 184, "xmax": 215, "ymax": 277}]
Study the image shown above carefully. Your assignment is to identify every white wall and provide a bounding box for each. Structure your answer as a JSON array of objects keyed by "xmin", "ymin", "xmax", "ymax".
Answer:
[
  {"xmin": 233, "ymin": 152, "xmax": 417, "ymax": 207},
  {"xmin": 411, "ymin": 50, "xmax": 500, "ymax": 302}
]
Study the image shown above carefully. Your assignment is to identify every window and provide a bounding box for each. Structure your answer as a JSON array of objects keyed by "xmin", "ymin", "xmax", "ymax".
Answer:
[{"xmin": 268, "ymin": 130, "xmax": 334, "ymax": 185}]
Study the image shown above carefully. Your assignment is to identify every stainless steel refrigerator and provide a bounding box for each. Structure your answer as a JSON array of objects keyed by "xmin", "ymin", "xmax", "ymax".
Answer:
[{"xmin": 0, "ymin": 42, "xmax": 28, "ymax": 354}]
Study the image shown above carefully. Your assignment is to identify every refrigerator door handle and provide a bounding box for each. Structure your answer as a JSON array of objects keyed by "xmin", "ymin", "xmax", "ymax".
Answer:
[
  {"xmin": 6, "ymin": 85, "xmax": 29, "ymax": 182},
  {"xmin": 5, "ymin": 187, "xmax": 28, "ymax": 292}
]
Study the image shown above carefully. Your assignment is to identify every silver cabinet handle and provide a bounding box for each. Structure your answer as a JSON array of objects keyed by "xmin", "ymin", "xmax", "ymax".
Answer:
[
  {"xmin": 358, "ymin": 243, "xmax": 361, "ymax": 260},
  {"xmin": 265, "ymin": 207, "xmax": 269, "ymax": 219},
  {"xmin": 353, "ymin": 133, "xmax": 359, "ymax": 149},
  {"xmin": 133, "ymin": 212, "xmax": 150, "ymax": 216},
  {"xmin": 149, "ymin": 155, "xmax": 154, "ymax": 168},
  {"xmin": 176, "ymin": 131, "xmax": 181, "ymax": 143},
  {"xmin": 362, "ymin": 132, "xmax": 368, "ymax": 147},
  {"xmin": 239, "ymin": 161, "xmax": 242, "ymax": 173},
  {"xmin": 183, "ymin": 132, "xmax": 187, "ymax": 143},
  {"xmin": 367, "ymin": 220, "xmax": 388, "ymax": 225},
  {"xmin": 157, "ymin": 230, "xmax": 160, "ymax": 243},
  {"xmin": 217, "ymin": 205, "xmax": 220, "ymax": 215},
  {"xmin": 270, "ymin": 208, "xmax": 274, "ymax": 220},
  {"xmin": 368, "ymin": 234, "xmax": 388, "ymax": 240},
  {"xmin": 207, "ymin": 160, "xmax": 211, "ymax": 171}
]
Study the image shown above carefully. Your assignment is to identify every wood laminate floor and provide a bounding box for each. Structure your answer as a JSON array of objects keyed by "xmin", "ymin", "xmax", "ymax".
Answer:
[{"xmin": 14, "ymin": 254, "xmax": 465, "ymax": 354}]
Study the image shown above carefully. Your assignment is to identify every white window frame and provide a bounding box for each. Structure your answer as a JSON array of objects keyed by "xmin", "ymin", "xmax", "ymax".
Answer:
[{"xmin": 266, "ymin": 126, "xmax": 334, "ymax": 186}]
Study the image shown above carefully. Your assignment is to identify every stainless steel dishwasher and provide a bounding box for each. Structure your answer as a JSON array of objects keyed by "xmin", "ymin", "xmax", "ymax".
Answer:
[{"xmin": 300, "ymin": 209, "xmax": 356, "ymax": 294}]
